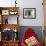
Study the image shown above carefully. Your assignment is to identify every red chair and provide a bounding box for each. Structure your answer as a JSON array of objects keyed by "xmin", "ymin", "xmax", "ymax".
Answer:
[{"xmin": 21, "ymin": 28, "xmax": 41, "ymax": 46}]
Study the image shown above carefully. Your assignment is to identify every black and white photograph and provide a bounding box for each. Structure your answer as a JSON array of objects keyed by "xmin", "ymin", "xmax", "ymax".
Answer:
[{"xmin": 23, "ymin": 8, "xmax": 36, "ymax": 19}]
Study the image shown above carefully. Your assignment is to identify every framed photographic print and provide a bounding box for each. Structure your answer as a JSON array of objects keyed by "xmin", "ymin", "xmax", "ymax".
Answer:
[
  {"xmin": 23, "ymin": 8, "xmax": 36, "ymax": 19},
  {"xmin": 9, "ymin": 10, "xmax": 18, "ymax": 15},
  {"xmin": 2, "ymin": 10, "xmax": 9, "ymax": 15}
]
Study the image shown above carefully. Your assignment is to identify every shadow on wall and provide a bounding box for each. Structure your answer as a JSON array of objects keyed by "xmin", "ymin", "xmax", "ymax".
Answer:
[{"xmin": 18, "ymin": 26, "xmax": 44, "ymax": 44}]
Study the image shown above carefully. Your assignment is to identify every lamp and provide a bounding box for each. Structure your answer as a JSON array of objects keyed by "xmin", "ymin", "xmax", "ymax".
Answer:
[{"xmin": 15, "ymin": 0, "xmax": 17, "ymax": 7}]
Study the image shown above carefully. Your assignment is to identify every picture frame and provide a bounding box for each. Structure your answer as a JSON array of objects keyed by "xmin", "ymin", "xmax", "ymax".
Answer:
[
  {"xmin": 2, "ymin": 10, "xmax": 9, "ymax": 15},
  {"xmin": 9, "ymin": 10, "xmax": 18, "ymax": 15},
  {"xmin": 23, "ymin": 8, "xmax": 36, "ymax": 19}
]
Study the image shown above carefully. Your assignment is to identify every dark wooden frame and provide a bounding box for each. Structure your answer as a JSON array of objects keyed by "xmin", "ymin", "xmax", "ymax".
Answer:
[{"xmin": 23, "ymin": 8, "xmax": 36, "ymax": 19}]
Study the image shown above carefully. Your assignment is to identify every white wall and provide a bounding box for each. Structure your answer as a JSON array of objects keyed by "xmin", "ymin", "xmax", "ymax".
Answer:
[{"xmin": 0, "ymin": 0, "xmax": 44, "ymax": 26}]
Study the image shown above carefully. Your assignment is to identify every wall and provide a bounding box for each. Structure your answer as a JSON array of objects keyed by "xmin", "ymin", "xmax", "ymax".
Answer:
[
  {"xmin": 18, "ymin": 0, "xmax": 44, "ymax": 26},
  {"xmin": 0, "ymin": 0, "xmax": 44, "ymax": 26}
]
